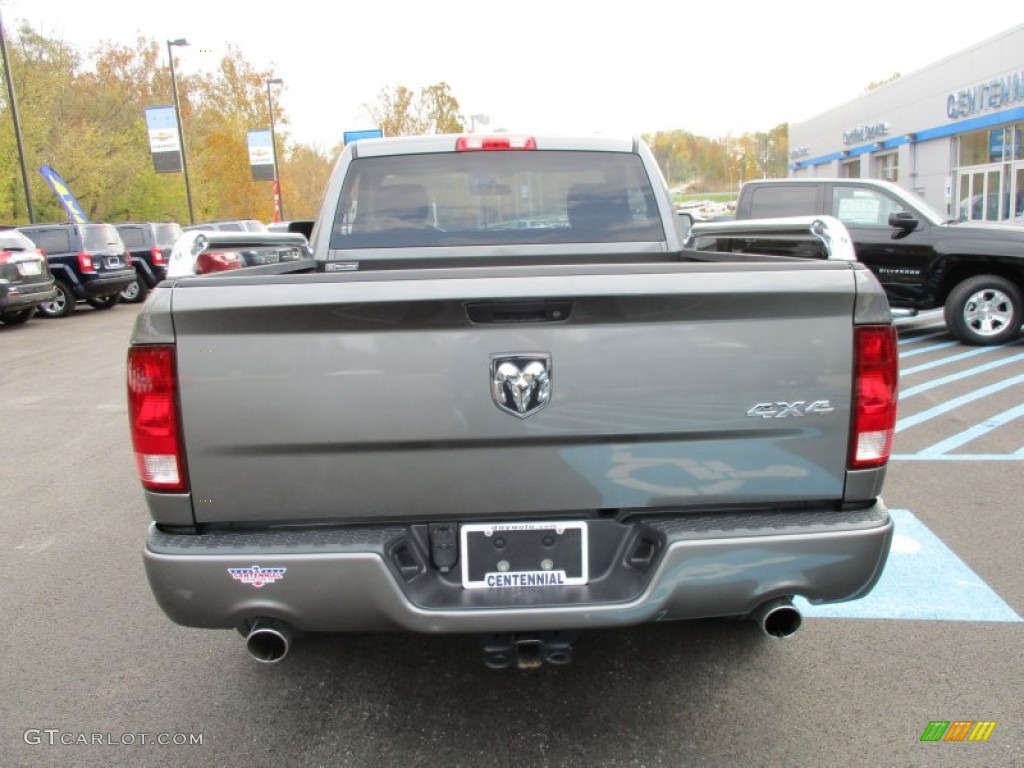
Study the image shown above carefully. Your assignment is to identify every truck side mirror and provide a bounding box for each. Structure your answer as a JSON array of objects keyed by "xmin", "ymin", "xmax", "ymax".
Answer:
[
  {"xmin": 677, "ymin": 211, "xmax": 694, "ymax": 237},
  {"xmin": 888, "ymin": 211, "xmax": 919, "ymax": 231}
]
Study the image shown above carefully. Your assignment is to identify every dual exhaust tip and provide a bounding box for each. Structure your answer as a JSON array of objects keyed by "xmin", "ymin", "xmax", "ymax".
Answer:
[{"xmin": 242, "ymin": 599, "xmax": 802, "ymax": 664}]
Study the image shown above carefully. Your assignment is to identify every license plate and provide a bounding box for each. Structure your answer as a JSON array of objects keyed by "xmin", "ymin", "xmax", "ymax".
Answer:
[
  {"xmin": 460, "ymin": 521, "xmax": 588, "ymax": 589},
  {"xmin": 105, "ymin": 257, "xmax": 121, "ymax": 268},
  {"xmin": 17, "ymin": 261, "xmax": 42, "ymax": 276}
]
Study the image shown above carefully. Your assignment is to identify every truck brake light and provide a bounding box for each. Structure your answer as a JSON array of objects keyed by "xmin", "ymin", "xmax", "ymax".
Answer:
[
  {"xmin": 151, "ymin": 247, "xmax": 165, "ymax": 266},
  {"xmin": 455, "ymin": 135, "xmax": 537, "ymax": 151},
  {"xmin": 128, "ymin": 345, "xmax": 188, "ymax": 492},
  {"xmin": 77, "ymin": 252, "xmax": 96, "ymax": 272},
  {"xmin": 196, "ymin": 251, "xmax": 242, "ymax": 274},
  {"xmin": 850, "ymin": 325, "xmax": 899, "ymax": 469}
]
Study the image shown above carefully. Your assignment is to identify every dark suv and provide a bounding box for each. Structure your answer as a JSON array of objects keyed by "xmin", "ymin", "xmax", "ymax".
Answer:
[
  {"xmin": 18, "ymin": 223, "xmax": 136, "ymax": 318},
  {"xmin": 0, "ymin": 227, "xmax": 57, "ymax": 326},
  {"xmin": 115, "ymin": 222, "xmax": 183, "ymax": 303}
]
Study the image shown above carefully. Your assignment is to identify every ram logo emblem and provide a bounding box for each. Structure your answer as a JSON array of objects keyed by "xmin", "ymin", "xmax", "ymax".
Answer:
[{"xmin": 491, "ymin": 355, "xmax": 552, "ymax": 418}]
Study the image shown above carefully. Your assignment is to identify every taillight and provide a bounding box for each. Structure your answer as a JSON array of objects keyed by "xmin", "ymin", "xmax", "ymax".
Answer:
[
  {"xmin": 151, "ymin": 247, "xmax": 165, "ymax": 266},
  {"xmin": 850, "ymin": 325, "xmax": 899, "ymax": 469},
  {"xmin": 196, "ymin": 251, "xmax": 242, "ymax": 274},
  {"xmin": 0, "ymin": 250, "xmax": 10, "ymax": 265},
  {"xmin": 77, "ymin": 251, "xmax": 96, "ymax": 272},
  {"xmin": 127, "ymin": 345, "xmax": 187, "ymax": 492},
  {"xmin": 455, "ymin": 135, "xmax": 537, "ymax": 151},
  {"xmin": 125, "ymin": 250, "xmax": 133, "ymax": 266}
]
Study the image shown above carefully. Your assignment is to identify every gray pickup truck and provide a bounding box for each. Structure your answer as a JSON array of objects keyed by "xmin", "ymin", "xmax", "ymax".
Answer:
[{"xmin": 128, "ymin": 134, "xmax": 898, "ymax": 669}]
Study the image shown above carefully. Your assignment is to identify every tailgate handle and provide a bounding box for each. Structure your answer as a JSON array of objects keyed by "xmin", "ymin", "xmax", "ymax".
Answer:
[{"xmin": 466, "ymin": 301, "xmax": 574, "ymax": 324}]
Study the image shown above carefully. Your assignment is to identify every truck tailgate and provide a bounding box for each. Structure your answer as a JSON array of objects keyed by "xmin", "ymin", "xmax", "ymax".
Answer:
[{"xmin": 171, "ymin": 262, "xmax": 858, "ymax": 524}]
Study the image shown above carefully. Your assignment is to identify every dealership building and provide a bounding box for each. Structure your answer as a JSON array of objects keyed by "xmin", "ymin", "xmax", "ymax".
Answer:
[{"xmin": 788, "ymin": 24, "xmax": 1024, "ymax": 223}]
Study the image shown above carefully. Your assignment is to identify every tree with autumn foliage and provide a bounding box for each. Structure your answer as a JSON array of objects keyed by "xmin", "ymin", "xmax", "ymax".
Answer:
[
  {"xmin": 642, "ymin": 123, "xmax": 789, "ymax": 194},
  {"xmin": 0, "ymin": 22, "xmax": 333, "ymax": 225},
  {"xmin": 365, "ymin": 82, "xmax": 465, "ymax": 138}
]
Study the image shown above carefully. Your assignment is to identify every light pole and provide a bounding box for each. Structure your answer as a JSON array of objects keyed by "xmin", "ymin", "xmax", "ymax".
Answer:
[
  {"xmin": 0, "ymin": 9, "xmax": 34, "ymax": 222},
  {"xmin": 167, "ymin": 38, "xmax": 194, "ymax": 224},
  {"xmin": 469, "ymin": 113, "xmax": 489, "ymax": 132},
  {"xmin": 266, "ymin": 77, "xmax": 284, "ymax": 221}
]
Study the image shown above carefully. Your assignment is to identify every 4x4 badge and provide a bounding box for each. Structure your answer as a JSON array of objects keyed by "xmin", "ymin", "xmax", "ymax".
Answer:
[{"xmin": 491, "ymin": 354, "xmax": 552, "ymax": 418}]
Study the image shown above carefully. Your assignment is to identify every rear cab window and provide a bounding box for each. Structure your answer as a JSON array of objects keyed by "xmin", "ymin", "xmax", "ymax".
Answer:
[
  {"xmin": 152, "ymin": 223, "xmax": 183, "ymax": 246},
  {"xmin": 330, "ymin": 150, "xmax": 664, "ymax": 249},
  {"xmin": 118, "ymin": 226, "xmax": 146, "ymax": 248},
  {"xmin": 82, "ymin": 224, "xmax": 125, "ymax": 253},
  {"xmin": 746, "ymin": 184, "xmax": 820, "ymax": 218},
  {"xmin": 0, "ymin": 229, "xmax": 34, "ymax": 251}
]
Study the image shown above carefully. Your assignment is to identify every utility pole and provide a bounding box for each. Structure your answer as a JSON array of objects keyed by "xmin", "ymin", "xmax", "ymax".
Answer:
[
  {"xmin": 266, "ymin": 77, "xmax": 284, "ymax": 221},
  {"xmin": 167, "ymin": 38, "xmax": 195, "ymax": 224},
  {"xmin": 0, "ymin": 9, "xmax": 35, "ymax": 222}
]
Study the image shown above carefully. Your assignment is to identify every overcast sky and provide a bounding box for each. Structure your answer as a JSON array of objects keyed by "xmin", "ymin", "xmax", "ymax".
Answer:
[{"xmin": 4, "ymin": 1, "xmax": 1022, "ymax": 151}]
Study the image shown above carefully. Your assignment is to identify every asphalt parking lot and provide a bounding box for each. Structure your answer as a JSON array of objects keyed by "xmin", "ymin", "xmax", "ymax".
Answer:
[{"xmin": 2, "ymin": 304, "xmax": 1021, "ymax": 768}]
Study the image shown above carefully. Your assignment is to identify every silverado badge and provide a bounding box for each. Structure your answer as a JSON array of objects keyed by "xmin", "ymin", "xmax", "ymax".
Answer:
[{"xmin": 491, "ymin": 354, "xmax": 552, "ymax": 418}]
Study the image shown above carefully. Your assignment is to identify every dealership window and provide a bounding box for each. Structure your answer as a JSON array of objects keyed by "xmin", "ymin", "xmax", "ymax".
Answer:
[
  {"xmin": 839, "ymin": 158, "xmax": 860, "ymax": 178},
  {"xmin": 874, "ymin": 152, "xmax": 898, "ymax": 182},
  {"xmin": 955, "ymin": 124, "xmax": 1023, "ymax": 222}
]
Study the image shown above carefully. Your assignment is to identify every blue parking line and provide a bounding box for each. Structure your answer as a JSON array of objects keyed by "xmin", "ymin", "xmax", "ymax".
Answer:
[
  {"xmin": 899, "ymin": 352, "xmax": 1024, "ymax": 400},
  {"xmin": 899, "ymin": 341, "xmax": 960, "ymax": 358},
  {"xmin": 796, "ymin": 509, "xmax": 1021, "ymax": 621},
  {"xmin": 916, "ymin": 402, "xmax": 1024, "ymax": 456},
  {"xmin": 895, "ymin": 374, "xmax": 1024, "ymax": 431},
  {"xmin": 901, "ymin": 346, "xmax": 1002, "ymax": 375}
]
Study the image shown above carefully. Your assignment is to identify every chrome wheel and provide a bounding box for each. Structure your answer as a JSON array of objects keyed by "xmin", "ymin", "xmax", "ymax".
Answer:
[
  {"xmin": 962, "ymin": 288, "xmax": 1014, "ymax": 338},
  {"xmin": 945, "ymin": 275, "xmax": 1023, "ymax": 346},
  {"xmin": 38, "ymin": 281, "xmax": 74, "ymax": 318}
]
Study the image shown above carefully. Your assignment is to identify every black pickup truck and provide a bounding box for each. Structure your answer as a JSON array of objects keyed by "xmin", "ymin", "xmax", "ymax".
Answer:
[{"xmin": 731, "ymin": 178, "xmax": 1024, "ymax": 346}]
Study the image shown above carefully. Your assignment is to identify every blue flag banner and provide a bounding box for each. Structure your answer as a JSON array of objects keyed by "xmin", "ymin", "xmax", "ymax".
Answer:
[{"xmin": 38, "ymin": 165, "xmax": 88, "ymax": 224}]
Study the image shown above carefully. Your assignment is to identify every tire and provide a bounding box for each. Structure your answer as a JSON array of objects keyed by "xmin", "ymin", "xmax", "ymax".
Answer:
[
  {"xmin": 0, "ymin": 306, "xmax": 37, "ymax": 325},
  {"xmin": 944, "ymin": 275, "xmax": 1023, "ymax": 346},
  {"xmin": 86, "ymin": 293, "xmax": 121, "ymax": 310},
  {"xmin": 37, "ymin": 280, "xmax": 75, "ymax": 318},
  {"xmin": 120, "ymin": 276, "xmax": 148, "ymax": 304}
]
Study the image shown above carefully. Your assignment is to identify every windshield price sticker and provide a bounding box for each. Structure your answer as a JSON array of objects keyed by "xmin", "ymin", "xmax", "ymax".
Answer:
[{"xmin": 460, "ymin": 521, "xmax": 588, "ymax": 589}]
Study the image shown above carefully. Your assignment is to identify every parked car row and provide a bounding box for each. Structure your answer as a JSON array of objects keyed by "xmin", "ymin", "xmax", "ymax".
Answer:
[
  {"xmin": 0, "ymin": 219, "xmax": 307, "ymax": 330},
  {"xmin": 0, "ymin": 227, "xmax": 57, "ymax": 326}
]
